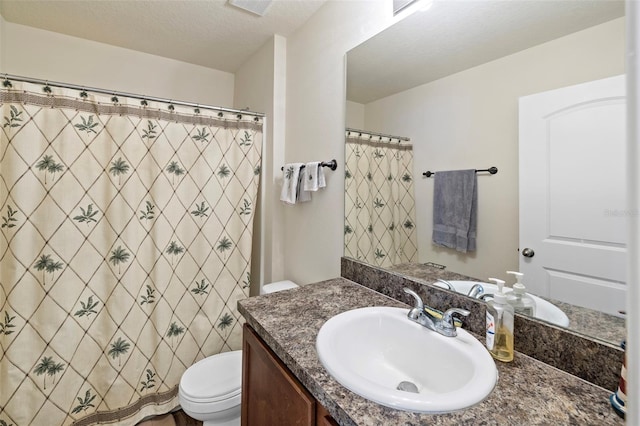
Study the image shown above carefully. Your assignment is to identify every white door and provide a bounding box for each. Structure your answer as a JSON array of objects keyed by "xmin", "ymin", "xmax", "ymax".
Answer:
[{"xmin": 519, "ymin": 75, "xmax": 626, "ymax": 316}]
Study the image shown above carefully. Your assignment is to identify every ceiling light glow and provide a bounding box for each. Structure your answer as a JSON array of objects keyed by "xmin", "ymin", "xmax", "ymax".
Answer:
[{"xmin": 228, "ymin": 0, "xmax": 273, "ymax": 17}]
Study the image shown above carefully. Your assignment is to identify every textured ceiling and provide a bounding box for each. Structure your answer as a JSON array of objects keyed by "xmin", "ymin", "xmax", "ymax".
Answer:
[
  {"xmin": 347, "ymin": 0, "xmax": 625, "ymax": 104},
  {"xmin": 0, "ymin": 0, "xmax": 327, "ymax": 73}
]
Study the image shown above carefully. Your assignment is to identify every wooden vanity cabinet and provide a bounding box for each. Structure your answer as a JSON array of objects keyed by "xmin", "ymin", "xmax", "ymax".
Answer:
[
  {"xmin": 241, "ymin": 324, "xmax": 339, "ymax": 426},
  {"xmin": 316, "ymin": 404, "xmax": 340, "ymax": 426}
]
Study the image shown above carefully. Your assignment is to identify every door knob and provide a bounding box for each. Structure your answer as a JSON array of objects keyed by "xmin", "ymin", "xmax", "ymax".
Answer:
[{"xmin": 521, "ymin": 248, "xmax": 535, "ymax": 258}]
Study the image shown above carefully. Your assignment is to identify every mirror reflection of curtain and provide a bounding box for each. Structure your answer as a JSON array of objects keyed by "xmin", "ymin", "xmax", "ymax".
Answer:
[
  {"xmin": 344, "ymin": 132, "xmax": 418, "ymax": 267},
  {"xmin": 0, "ymin": 81, "xmax": 262, "ymax": 425}
]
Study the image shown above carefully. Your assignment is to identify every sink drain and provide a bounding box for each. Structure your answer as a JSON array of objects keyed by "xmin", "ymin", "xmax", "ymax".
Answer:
[{"xmin": 396, "ymin": 381, "xmax": 419, "ymax": 393}]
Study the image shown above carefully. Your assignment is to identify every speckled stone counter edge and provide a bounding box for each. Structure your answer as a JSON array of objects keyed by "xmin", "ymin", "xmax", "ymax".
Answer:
[{"xmin": 341, "ymin": 257, "xmax": 624, "ymax": 392}]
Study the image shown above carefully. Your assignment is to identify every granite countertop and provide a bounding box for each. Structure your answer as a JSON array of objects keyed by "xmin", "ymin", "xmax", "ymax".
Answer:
[{"xmin": 238, "ymin": 278, "xmax": 623, "ymax": 426}]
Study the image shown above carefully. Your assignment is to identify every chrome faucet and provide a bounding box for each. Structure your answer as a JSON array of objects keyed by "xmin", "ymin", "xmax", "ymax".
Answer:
[{"xmin": 403, "ymin": 288, "xmax": 470, "ymax": 337}]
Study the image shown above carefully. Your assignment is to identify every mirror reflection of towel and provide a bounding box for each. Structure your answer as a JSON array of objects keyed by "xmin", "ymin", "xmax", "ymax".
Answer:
[{"xmin": 432, "ymin": 170, "xmax": 477, "ymax": 253}]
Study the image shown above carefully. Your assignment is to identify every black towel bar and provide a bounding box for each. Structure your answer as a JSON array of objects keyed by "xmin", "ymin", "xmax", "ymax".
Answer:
[
  {"xmin": 280, "ymin": 159, "xmax": 337, "ymax": 171},
  {"xmin": 423, "ymin": 166, "xmax": 498, "ymax": 178}
]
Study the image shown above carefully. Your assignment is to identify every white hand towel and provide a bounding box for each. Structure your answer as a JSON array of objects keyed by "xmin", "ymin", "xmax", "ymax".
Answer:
[
  {"xmin": 297, "ymin": 168, "xmax": 312, "ymax": 202},
  {"xmin": 317, "ymin": 165, "xmax": 326, "ymax": 189},
  {"xmin": 302, "ymin": 162, "xmax": 327, "ymax": 191},
  {"xmin": 303, "ymin": 162, "xmax": 321, "ymax": 191},
  {"xmin": 280, "ymin": 163, "xmax": 304, "ymax": 204}
]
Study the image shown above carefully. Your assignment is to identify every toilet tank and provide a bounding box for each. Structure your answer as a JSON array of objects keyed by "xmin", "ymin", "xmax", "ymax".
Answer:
[{"xmin": 260, "ymin": 280, "xmax": 299, "ymax": 295}]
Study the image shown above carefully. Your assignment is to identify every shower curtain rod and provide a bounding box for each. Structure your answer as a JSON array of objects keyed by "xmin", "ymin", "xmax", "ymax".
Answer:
[
  {"xmin": 346, "ymin": 127, "xmax": 410, "ymax": 142},
  {"xmin": 2, "ymin": 73, "xmax": 265, "ymax": 118}
]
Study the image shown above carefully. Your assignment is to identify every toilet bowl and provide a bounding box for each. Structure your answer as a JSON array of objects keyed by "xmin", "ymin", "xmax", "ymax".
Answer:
[
  {"xmin": 179, "ymin": 350, "xmax": 242, "ymax": 426},
  {"xmin": 179, "ymin": 281, "xmax": 299, "ymax": 425}
]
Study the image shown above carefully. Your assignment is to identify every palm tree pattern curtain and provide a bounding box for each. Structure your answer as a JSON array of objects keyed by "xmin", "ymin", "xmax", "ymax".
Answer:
[
  {"xmin": 0, "ymin": 81, "xmax": 262, "ymax": 425},
  {"xmin": 344, "ymin": 132, "xmax": 418, "ymax": 267}
]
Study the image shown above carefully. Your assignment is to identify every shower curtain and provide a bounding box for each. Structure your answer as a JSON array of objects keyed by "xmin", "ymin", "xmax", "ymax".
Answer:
[
  {"xmin": 0, "ymin": 80, "xmax": 262, "ymax": 425},
  {"xmin": 344, "ymin": 131, "xmax": 418, "ymax": 267}
]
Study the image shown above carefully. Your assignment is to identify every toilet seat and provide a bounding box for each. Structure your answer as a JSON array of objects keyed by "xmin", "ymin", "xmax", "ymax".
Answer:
[{"xmin": 179, "ymin": 350, "xmax": 242, "ymax": 412}]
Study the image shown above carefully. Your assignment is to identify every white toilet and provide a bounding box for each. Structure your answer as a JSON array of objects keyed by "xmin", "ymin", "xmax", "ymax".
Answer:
[
  {"xmin": 179, "ymin": 350, "xmax": 243, "ymax": 426},
  {"xmin": 178, "ymin": 280, "xmax": 299, "ymax": 425}
]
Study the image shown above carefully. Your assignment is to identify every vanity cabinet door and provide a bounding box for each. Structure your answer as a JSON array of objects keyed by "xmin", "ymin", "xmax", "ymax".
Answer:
[
  {"xmin": 242, "ymin": 324, "xmax": 315, "ymax": 426},
  {"xmin": 316, "ymin": 404, "xmax": 340, "ymax": 426}
]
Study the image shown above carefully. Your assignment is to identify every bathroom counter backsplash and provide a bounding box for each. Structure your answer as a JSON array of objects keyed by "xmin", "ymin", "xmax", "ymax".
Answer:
[
  {"xmin": 387, "ymin": 261, "xmax": 479, "ymax": 283},
  {"xmin": 387, "ymin": 261, "xmax": 626, "ymax": 344},
  {"xmin": 238, "ymin": 278, "xmax": 623, "ymax": 426}
]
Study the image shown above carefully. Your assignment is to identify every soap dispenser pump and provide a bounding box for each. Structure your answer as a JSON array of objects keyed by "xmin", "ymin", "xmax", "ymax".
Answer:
[
  {"xmin": 506, "ymin": 271, "xmax": 536, "ymax": 316},
  {"xmin": 485, "ymin": 278, "xmax": 514, "ymax": 362}
]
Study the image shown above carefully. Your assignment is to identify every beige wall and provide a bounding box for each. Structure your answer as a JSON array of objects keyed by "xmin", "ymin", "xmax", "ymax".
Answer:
[
  {"xmin": 362, "ymin": 18, "xmax": 625, "ymax": 282},
  {"xmin": 345, "ymin": 100, "xmax": 365, "ymax": 129},
  {"xmin": 283, "ymin": 0, "xmax": 401, "ymax": 284},
  {"xmin": 234, "ymin": 35, "xmax": 287, "ymax": 291},
  {"xmin": 1, "ymin": 20, "xmax": 235, "ymax": 107}
]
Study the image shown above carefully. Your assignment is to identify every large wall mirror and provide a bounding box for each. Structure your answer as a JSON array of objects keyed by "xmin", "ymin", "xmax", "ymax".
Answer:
[{"xmin": 344, "ymin": 0, "xmax": 626, "ymax": 344}]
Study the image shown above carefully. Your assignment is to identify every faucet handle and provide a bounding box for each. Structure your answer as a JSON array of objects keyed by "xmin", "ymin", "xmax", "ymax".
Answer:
[{"xmin": 442, "ymin": 308, "xmax": 470, "ymax": 328}]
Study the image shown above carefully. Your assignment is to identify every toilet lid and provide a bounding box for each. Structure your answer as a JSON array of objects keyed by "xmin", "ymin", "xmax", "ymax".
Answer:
[{"xmin": 180, "ymin": 350, "xmax": 242, "ymax": 402}]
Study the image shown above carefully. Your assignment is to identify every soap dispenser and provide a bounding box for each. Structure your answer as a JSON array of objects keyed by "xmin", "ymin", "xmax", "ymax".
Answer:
[
  {"xmin": 485, "ymin": 278, "xmax": 514, "ymax": 362},
  {"xmin": 505, "ymin": 271, "xmax": 537, "ymax": 316}
]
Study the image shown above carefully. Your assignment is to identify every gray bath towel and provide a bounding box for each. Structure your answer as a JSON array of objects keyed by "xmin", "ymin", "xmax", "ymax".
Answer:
[{"xmin": 432, "ymin": 169, "xmax": 477, "ymax": 253}]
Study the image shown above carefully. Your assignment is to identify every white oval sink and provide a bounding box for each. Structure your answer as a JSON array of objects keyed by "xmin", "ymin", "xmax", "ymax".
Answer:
[
  {"xmin": 433, "ymin": 280, "xmax": 570, "ymax": 327},
  {"xmin": 316, "ymin": 306, "xmax": 497, "ymax": 413}
]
